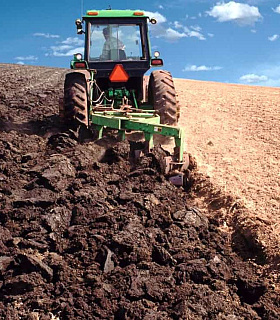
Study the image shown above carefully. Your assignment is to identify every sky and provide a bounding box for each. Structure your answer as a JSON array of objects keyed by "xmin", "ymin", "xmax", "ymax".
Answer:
[{"xmin": 1, "ymin": 0, "xmax": 280, "ymax": 87}]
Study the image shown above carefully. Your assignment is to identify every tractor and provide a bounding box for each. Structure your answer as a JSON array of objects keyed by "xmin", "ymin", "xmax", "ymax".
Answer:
[{"xmin": 61, "ymin": 9, "xmax": 188, "ymax": 185}]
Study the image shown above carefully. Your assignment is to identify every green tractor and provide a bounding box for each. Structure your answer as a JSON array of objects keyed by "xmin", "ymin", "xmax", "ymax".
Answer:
[{"xmin": 61, "ymin": 9, "xmax": 188, "ymax": 185}]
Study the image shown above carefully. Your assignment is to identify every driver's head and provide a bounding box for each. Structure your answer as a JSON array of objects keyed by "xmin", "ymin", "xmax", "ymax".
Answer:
[{"xmin": 103, "ymin": 27, "xmax": 110, "ymax": 39}]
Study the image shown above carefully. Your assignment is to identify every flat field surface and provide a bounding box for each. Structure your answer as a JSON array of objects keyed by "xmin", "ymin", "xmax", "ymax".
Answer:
[{"xmin": 175, "ymin": 78, "xmax": 280, "ymax": 261}]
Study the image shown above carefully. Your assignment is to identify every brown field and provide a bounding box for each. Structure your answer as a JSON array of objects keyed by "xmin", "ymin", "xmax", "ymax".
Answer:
[
  {"xmin": 175, "ymin": 78, "xmax": 280, "ymax": 264},
  {"xmin": 0, "ymin": 64, "xmax": 279, "ymax": 318}
]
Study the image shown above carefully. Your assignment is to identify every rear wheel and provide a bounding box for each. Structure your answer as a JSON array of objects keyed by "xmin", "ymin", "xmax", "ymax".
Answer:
[
  {"xmin": 148, "ymin": 70, "xmax": 179, "ymax": 125},
  {"xmin": 63, "ymin": 72, "xmax": 89, "ymax": 126}
]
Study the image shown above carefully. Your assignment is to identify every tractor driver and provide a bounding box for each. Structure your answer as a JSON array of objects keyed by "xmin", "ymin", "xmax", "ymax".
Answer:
[{"xmin": 100, "ymin": 27, "xmax": 126, "ymax": 60}]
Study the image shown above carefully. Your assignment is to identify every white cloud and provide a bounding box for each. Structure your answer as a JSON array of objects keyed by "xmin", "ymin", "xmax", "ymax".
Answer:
[
  {"xmin": 187, "ymin": 30, "xmax": 206, "ymax": 40},
  {"xmin": 61, "ymin": 37, "xmax": 84, "ymax": 46},
  {"xmin": 15, "ymin": 55, "xmax": 38, "ymax": 61},
  {"xmin": 183, "ymin": 26, "xmax": 206, "ymax": 40},
  {"xmin": 174, "ymin": 23, "xmax": 206, "ymax": 40},
  {"xmin": 208, "ymin": 33, "xmax": 214, "ymax": 37},
  {"xmin": 145, "ymin": 11, "xmax": 187, "ymax": 42},
  {"xmin": 174, "ymin": 21, "xmax": 184, "ymax": 29},
  {"xmin": 50, "ymin": 46, "xmax": 84, "ymax": 57},
  {"xmin": 165, "ymin": 28, "xmax": 187, "ymax": 41},
  {"xmin": 33, "ymin": 32, "xmax": 60, "ymax": 38},
  {"xmin": 207, "ymin": 1, "xmax": 262, "ymax": 26},
  {"xmin": 50, "ymin": 45, "xmax": 72, "ymax": 52},
  {"xmin": 144, "ymin": 11, "xmax": 175, "ymax": 40},
  {"xmin": 143, "ymin": 11, "xmax": 166, "ymax": 24},
  {"xmin": 16, "ymin": 61, "xmax": 25, "ymax": 65},
  {"xmin": 190, "ymin": 25, "xmax": 202, "ymax": 32},
  {"xmin": 156, "ymin": 25, "xmax": 206, "ymax": 42},
  {"xmin": 46, "ymin": 34, "xmax": 85, "ymax": 57},
  {"xmin": 183, "ymin": 65, "xmax": 222, "ymax": 72},
  {"xmin": 251, "ymin": 29, "xmax": 257, "ymax": 33},
  {"xmin": 158, "ymin": 5, "xmax": 164, "ymax": 9},
  {"xmin": 239, "ymin": 71, "xmax": 280, "ymax": 86},
  {"xmin": 144, "ymin": 10, "xmax": 206, "ymax": 42},
  {"xmin": 245, "ymin": 64, "xmax": 280, "ymax": 86},
  {"xmin": 239, "ymin": 74, "xmax": 268, "ymax": 83},
  {"xmin": 272, "ymin": 5, "xmax": 280, "ymax": 14},
  {"xmin": 268, "ymin": 34, "xmax": 279, "ymax": 41}
]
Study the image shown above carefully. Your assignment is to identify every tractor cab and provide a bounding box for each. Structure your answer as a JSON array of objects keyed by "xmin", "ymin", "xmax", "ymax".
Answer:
[
  {"xmin": 74, "ymin": 10, "xmax": 161, "ymax": 71},
  {"xmin": 72, "ymin": 10, "xmax": 162, "ymax": 99}
]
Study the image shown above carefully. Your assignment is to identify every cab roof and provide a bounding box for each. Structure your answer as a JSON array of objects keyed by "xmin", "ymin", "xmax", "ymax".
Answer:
[{"xmin": 83, "ymin": 10, "xmax": 149, "ymax": 19}]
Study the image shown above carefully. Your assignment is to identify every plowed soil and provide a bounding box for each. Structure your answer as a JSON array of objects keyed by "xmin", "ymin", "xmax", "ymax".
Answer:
[{"xmin": 0, "ymin": 64, "xmax": 279, "ymax": 319}]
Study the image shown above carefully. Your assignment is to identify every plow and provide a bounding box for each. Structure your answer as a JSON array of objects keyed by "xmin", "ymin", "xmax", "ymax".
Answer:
[{"xmin": 60, "ymin": 9, "xmax": 189, "ymax": 185}]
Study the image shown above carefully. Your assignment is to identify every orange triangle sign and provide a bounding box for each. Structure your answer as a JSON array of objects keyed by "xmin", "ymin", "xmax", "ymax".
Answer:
[{"xmin": 109, "ymin": 64, "xmax": 129, "ymax": 82}]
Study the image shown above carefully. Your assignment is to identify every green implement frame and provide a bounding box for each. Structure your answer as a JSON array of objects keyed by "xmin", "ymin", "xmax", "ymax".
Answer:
[{"xmin": 89, "ymin": 110, "xmax": 185, "ymax": 162}]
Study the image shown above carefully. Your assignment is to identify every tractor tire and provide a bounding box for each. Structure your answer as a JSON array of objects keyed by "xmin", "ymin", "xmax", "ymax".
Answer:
[
  {"xmin": 63, "ymin": 72, "xmax": 89, "ymax": 126},
  {"xmin": 148, "ymin": 70, "xmax": 179, "ymax": 126}
]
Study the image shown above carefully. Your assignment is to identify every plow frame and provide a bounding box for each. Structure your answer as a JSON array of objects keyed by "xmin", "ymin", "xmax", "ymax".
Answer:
[{"xmin": 89, "ymin": 110, "xmax": 186, "ymax": 163}]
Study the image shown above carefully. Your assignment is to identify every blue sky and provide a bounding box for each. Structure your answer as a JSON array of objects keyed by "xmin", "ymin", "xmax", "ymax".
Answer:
[{"xmin": 1, "ymin": 0, "xmax": 280, "ymax": 86}]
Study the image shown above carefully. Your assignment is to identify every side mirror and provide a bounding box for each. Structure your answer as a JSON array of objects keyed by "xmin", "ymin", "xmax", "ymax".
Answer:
[{"xmin": 75, "ymin": 19, "xmax": 84, "ymax": 34}]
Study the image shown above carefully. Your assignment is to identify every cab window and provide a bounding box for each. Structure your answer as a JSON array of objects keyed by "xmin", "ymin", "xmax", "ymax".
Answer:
[{"xmin": 89, "ymin": 24, "xmax": 143, "ymax": 61}]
